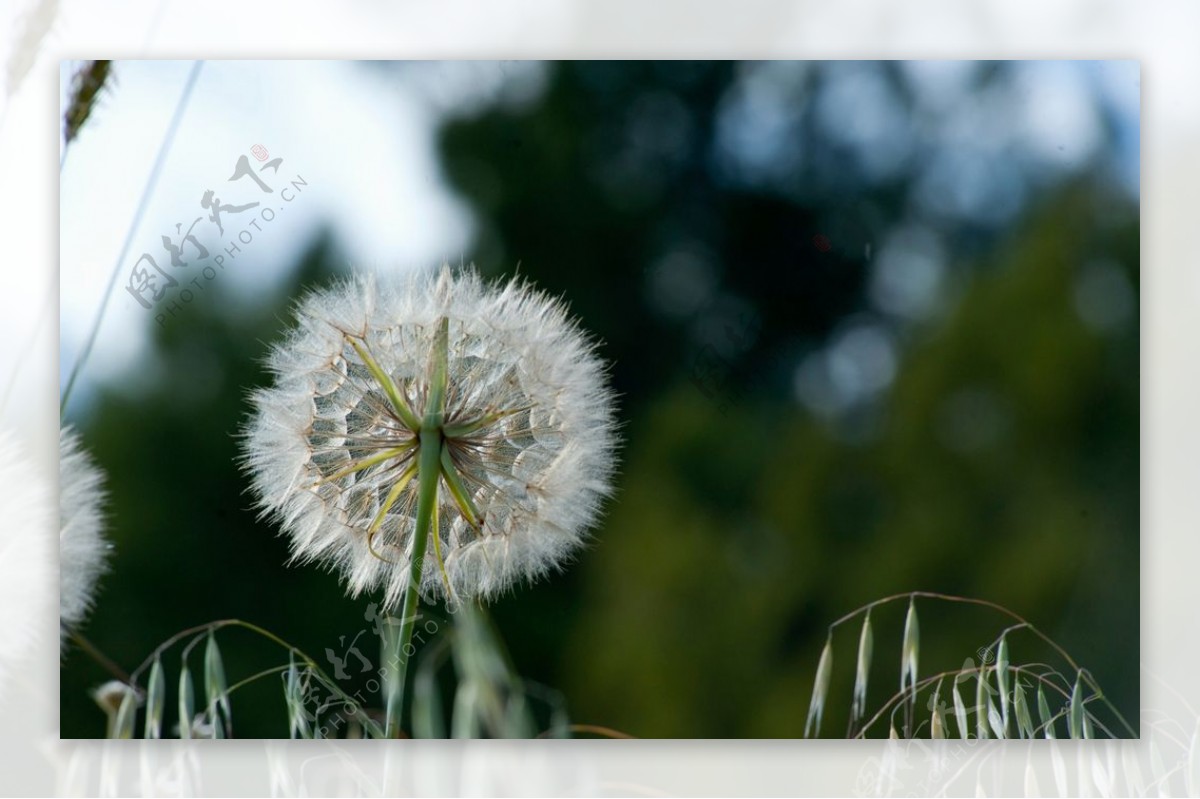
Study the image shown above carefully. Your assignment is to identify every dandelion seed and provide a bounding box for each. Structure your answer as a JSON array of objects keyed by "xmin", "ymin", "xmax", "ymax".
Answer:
[
  {"xmin": 59, "ymin": 426, "xmax": 109, "ymax": 634},
  {"xmin": 243, "ymin": 266, "xmax": 618, "ymax": 606}
]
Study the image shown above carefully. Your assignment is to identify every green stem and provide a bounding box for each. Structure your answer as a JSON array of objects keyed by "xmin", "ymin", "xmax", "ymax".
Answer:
[
  {"xmin": 440, "ymin": 446, "xmax": 482, "ymax": 529},
  {"xmin": 312, "ymin": 444, "xmax": 413, "ymax": 487},
  {"xmin": 349, "ymin": 338, "xmax": 422, "ymax": 431},
  {"xmin": 66, "ymin": 626, "xmax": 137, "ymax": 694},
  {"xmin": 424, "ymin": 317, "xmax": 449, "ymax": 428},
  {"xmin": 442, "ymin": 405, "xmax": 530, "ymax": 438},
  {"xmin": 383, "ymin": 316, "xmax": 449, "ymax": 738}
]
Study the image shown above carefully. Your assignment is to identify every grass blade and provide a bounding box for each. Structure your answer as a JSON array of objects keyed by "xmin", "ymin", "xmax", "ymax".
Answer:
[
  {"xmin": 412, "ymin": 641, "xmax": 447, "ymax": 740},
  {"xmin": 451, "ymin": 681, "xmax": 481, "ymax": 739}
]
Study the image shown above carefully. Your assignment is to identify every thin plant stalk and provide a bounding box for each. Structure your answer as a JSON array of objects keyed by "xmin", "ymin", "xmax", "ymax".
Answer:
[
  {"xmin": 61, "ymin": 60, "xmax": 204, "ymax": 415},
  {"xmin": 383, "ymin": 317, "xmax": 449, "ymax": 738}
]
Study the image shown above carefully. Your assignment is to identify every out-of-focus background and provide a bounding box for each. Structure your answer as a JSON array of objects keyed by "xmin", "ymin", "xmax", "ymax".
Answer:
[{"xmin": 58, "ymin": 60, "xmax": 1138, "ymax": 738}]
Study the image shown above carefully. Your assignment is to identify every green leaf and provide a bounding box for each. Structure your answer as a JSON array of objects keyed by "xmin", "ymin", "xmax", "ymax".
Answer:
[
  {"xmin": 412, "ymin": 643, "xmax": 447, "ymax": 740},
  {"xmin": 451, "ymin": 681, "xmax": 481, "ymax": 739}
]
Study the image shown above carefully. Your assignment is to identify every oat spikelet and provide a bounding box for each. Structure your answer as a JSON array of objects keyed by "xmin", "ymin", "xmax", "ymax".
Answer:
[
  {"xmin": 243, "ymin": 265, "xmax": 619, "ymax": 607},
  {"xmin": 63, "ymin": 60, "xmax": 113, "ymax": 145}
]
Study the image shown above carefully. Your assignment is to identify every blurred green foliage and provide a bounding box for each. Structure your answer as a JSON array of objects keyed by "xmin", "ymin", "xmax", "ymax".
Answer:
[{"xmin": 61, "ymin": 62, "xmax": 1137, "ymax": 738}]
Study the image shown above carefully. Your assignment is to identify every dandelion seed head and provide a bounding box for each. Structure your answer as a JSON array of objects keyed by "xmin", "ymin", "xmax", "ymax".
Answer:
[
  {"xmin": 0, "ymin": 431, "xmax": 51, "ymax": 689},
  {"xmin": 59, "ymin": 426, "xmax": 110, "ymax": 632},
  {"xmin": 243, "ymin": 266, "xmax": 618, "ymax": 606}
]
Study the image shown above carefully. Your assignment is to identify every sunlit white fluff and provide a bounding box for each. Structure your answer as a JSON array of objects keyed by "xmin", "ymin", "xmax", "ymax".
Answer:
[
  {"xmin": 243, "ymin": 266, "xmax": 618, "ymax": 607},
  {"xmin": 59, "ymin": 426, "xmax": 109, "ymax": 631},
  {"xmin": 0, "ymin": 431, "xmax": 51, "ymax": 689}
]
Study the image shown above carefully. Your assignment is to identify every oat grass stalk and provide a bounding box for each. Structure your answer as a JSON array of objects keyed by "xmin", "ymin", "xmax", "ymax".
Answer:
[
  {"xmin": 127, "ymin": 618, "xmax": 385, "ymax": 739},
  {"xmin": 809, "ymin": 591, "xmax": 1136, "ymax": 739}
]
